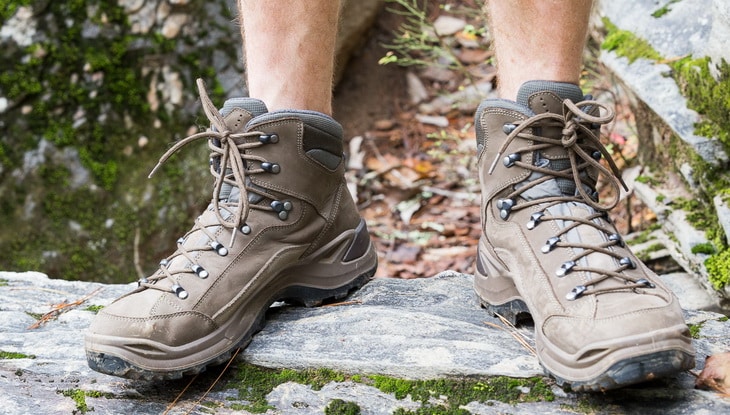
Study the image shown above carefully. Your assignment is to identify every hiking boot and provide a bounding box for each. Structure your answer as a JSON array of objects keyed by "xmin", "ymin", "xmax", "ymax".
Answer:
[
  {"xmin": 473, "ymin": 81, "xmax": 695, "ymax": 391},
  {"xmin": 85, "ymin": 79, "xmax": 378, "ymax": 380}
]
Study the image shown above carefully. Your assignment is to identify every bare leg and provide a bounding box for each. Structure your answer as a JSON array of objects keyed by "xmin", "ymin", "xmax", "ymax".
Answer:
[
  {"xmin": 488, "ymin": 0, "xmax": 593, "ymax": 100},
  {"xmin": 239, "ymin": 0, "xmax": 340, "ymax": 115}
]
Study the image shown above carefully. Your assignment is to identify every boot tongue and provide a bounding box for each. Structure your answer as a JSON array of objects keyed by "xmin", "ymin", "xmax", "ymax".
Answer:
[
  {"xmin": 516, "ymin": 80, "xmax": 584, "ymax": 113},
  {"xmin": 217, "ymin": 98, "xmax": 268, "ymax": 203},
  {"xmin": 515, "ymin": 83, "xmax": 621, "ymax": 294},
  {"xmin": 514, "ymin": 81, "xmax": 589, "ymax": 201}
]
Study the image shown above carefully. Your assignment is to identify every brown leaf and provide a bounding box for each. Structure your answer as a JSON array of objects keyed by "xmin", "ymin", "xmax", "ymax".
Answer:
[
  {"xmin": 696, "ymin": 352, "xmax": 730, "ymax": 396},
  {"xmin": 387, "ymin": 243, "xmax": 422, "ymax": 264}
]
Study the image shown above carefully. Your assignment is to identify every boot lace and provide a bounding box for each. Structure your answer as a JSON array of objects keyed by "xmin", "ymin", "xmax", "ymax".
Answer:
[
  {"xmin": 488, "ymin": 99, "xmax": 655, "ymax": 301},
  {"xmin": 137, "ymin": 79, "xmax": 285, "ymax": 299}
]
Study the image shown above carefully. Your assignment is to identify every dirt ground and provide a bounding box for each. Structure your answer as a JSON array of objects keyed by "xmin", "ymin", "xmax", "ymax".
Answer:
[{"xmin": 331, "ymin": 3, "xmax": 655, "ymax": 279}]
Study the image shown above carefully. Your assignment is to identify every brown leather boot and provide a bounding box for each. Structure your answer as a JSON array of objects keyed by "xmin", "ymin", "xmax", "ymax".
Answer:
[
  {"xmin": 85, "ymin": 80, "xmax": 377, "ymax": 380},
  {"xmin": 474, "ymin": 81, "xmax": 695, "ymax": 391}
]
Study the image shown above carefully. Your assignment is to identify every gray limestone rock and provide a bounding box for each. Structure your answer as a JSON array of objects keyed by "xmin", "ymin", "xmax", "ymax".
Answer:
[
  {"xmin": 597, "ymin": 0, "xmax": 729, "ymax": 166},
  {"xmin": 2, "ymin": 270, "xmax": 730, "ymax": 414}
]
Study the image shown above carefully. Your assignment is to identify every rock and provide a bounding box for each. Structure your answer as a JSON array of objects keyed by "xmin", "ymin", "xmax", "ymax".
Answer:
[
  {"xmin": 418, "ymin": 81, "xmax": 494, "ymax": 115},
  {"xmin": 243, "ymin": 272, "xmax": 542, "ymax": 379},
  {"xmin": 706, "ymin": 0, "xmax": 730, "ymax": 70},
  {"xmin": 714, "ymin": 194, "xmax": 730, "ymax": 243},
  {"xmin": 335, "ymin": 0, "xmax": 384, "ymax": 83},
  {"xmin": 406, "ymin": 71, "xmax": 429, "ymax": 104},
  {"xmin": 2, "ymin": 270, "xmax": 730, "ymax": 413},
  {"xmin": 0, "ymin": 0, "xmax": 383, "ymax": 284},
  {"xmin": 596, "ymin": 0, "xmax": 730, "ymax": 164},
  {"xmin": 661, "ymin": 272, "xmax": 722, "ymax": 313},
  {"xmin": 415, "ymin": 114, "xmax": 449, "ymax": 127},
  {"xmin": 432, "ymin": 15, "xmax": 467, "ymax": 36}
]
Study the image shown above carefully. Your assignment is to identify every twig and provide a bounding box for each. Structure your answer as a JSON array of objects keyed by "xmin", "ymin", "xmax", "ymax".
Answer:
[
  {"xmin": 420, "ymin": 185, "xmax": 479, "ymax": 202},
  {"xmin": 163, "ymin": 373, "xmax": 199, "ymax": 415},
  {"xmin": 322, "ymin": 300, "xmax": 362, "ymax": 307},
  {"xmin": 483, "ymin": 314, "xmax": 537, "ymax": 357},
  {"xmin": 27, "ymin": 287, "xmax": 104, "ymax": 330},
  {"xmin": 133, "ymin": 226, "xmax": 145, "ymax": 279},
  {"xmin": 183, "ymin": 348, "xmax": 242, "ymax": 415}
]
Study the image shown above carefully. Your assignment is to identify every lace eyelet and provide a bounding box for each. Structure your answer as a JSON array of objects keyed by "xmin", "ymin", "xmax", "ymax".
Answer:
[
  {"xmin": 192, "ymin": 264, "xmax": 209, "ymax": 279},
  {"xmin": 566, "ymin": 285, "xmax": 586, "ymax": 301},
  {"xmin": 502, "ymin": 123, "xmax": 517, "ymax": 134},
  {"xmin": 556, "ymin": 260, "xmax": 576, "ymax": 277},
  {"xmin": 259, "ymin": 134, "xmax": 279, "ymax": 144},
  {"xmin": 542, "ymin": 236, "xmax": 560, "ymax": 253},
  {"xmin": 636, "ymin": 278, "xmax": 655, "ymax": 288},
  {"xmin": 527, "ymin": 211, "xmax": 544, "ymax": 230},
  {"xmin": 608, "ymin": 233, "xmax": 624, "ymax": 247},
  {"xmin": 210, "ymin": 241, "xmax": 228, "ymax": 256},
  {"xmin": 502, "ymin": 153, "xmax": 521, "ymax": 167},
  {"xmin": 619, "ymin": 257, "xmax": 636, "ymax": 269},
  {"xmin": 261, "ymin": 162, "xmax": 281, "ymax": 174},
  {"xmin": 171, "ymin": 284, "xmax": 189, "ymax": 299},
  {"xmin": 496, "ymin": 198, "xmax": 514, "ymax": 219},
  {"xmin": 241, "ymin": 224, "xmax": 252, "ymax": 234},
  {"xmin": 271, "ymin": 200, "xmax": 293, "ymax": 220}
]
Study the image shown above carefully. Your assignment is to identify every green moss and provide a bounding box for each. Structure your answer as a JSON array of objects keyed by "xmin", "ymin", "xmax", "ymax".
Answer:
[
  {"xmin": 370, "ymin": 374, "xmax": 554, "ymax": 406},
  {"xmin": 84, "ymin": 305, "xmax": 104, "ymax": 314},
  {"xmin": 635, "ymin": 175, "xmax": 660, "ymax": 185},
  {"xmin": 59, "ymin": 389, "xmax": 90, "ymax": 414},
  {"xmin": 627, "ymin": 225, "xmax": 660, "ymax": 246},
  {"xmin": 0, "ymin": 350, "xmax": 35, "ymax": 359},
  {"xmin": 0, "ymin": 279, "xmax": 7, "ymax": 286},
  {"xmin": 0, "ymin": 0, "xmax": 236, "ymax": 283},
  {"xmin": 651, "ymin": 0, "xmax": 682, "ymax": 18},
  {"xmin": 0, "ymin": 0, "xmax": 32, "ymax": 21},
  {"xmin": 671, "ymin": 57, "xmax": 730, "ymax": 151},
  {"xmin": 637, "ymin": 242, "xmax": 665, "ymax": 262},
  {"xmin": 325, "ymin": 399, "xmax": 361, "ymax": 415},
  {"xmin": 705, "ymin": 248, "xmax": 730, "ymax": 290},
  {"xmin": 229, "ymin": 364, "xmax": 347, "ymax": 413},
  {"xmin": 601, "ymin": 18, "xmax": 662, "ymax": 63},
  {"xmin": 674, "ymin": 197, "xmax": 717, "ymax": 233},
  {"xmin": 561, "ymin": 397, "xmax": 602, "ymax": 414},
  {"xmin": 25, "ymin": 312, "xmax": 43, "ymax": 320},
  {"xmin": 228, "ymin": 364, "xmax": 554, "ymax": 413},
  {"xmin": 691, "ymin": 242, "xmax": 716, "ymax": 255},
  {"xmin": 688, "ymin": 322, "xmax": 703, "ymax": 339}
]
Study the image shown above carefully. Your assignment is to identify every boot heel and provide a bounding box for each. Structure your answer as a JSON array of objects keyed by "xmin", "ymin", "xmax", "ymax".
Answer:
[
  {"xmin": 474, "ymin": 247, "xmax": 532, "ymax": 325},
  {"xmin": 481, "ymin": 298, "xmax": 531, "ymax": 326}
]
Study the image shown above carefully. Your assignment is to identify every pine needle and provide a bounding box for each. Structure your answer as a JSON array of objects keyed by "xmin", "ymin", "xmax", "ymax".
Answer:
[{"xmin": 483, "ymin": 313, "xmax": 537, "ymax": 357}]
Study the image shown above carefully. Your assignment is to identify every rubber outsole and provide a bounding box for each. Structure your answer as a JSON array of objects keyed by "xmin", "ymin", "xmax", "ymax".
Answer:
[
  {"xmin": 86, "ymin": 270, "xmax": 374, "ymax": 381},
  {"xmin": 480, "ymin": 297, "xmax": 694, "ymax": 392}
]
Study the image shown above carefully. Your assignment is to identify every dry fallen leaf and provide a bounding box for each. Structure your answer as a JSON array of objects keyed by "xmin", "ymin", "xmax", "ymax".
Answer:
[{"xmin": 696, "ymin": 352, "xmax": 730, "ymax": 396}]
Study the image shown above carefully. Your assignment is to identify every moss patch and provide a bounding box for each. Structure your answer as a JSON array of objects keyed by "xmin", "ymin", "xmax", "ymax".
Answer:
[
  {"xmin": 600, "ymin": 18, "xmax": 662, "ymax": 63},
  {"xmin": 325, "ymin": 399, "xmax": 361, "ymax": 415},
  {"xmin": 59, "ymin": 389, "xmax": 90, "ymax": 414},
  {"xmin": 0, "ymin": 1, "xmax": 237, "ymax": 283},
  {"xmin": 84, "ymin": 305, "xmax": 104, "ymax": 314},
  {"xmin": 0, "ymin": 350, "xmax": 35, "ymax": 359},
  {"xmin": 600, "ymin": 18, "xmax": 730, "ymax": 292},
  {"xmin": 672, "ymin": 57, "xmax": 730, "ymax": 152},
  {"xmin": 691, "ymin": 242, "xmax": 716, "ymax": 255},
  {"xmin": 228, "ymin": 364, "xmax": 555, "ymax": 413},
  {"xmin": 651, "ymin": 0, "xmax": 683, "ymax": 18},
  {"xmin": 705, "ymin": 248, "xmax": 730, "ymax": 290},
  {"xmin": 228, "ymin": 364, "xmax": 346, "ymax": 412}
]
